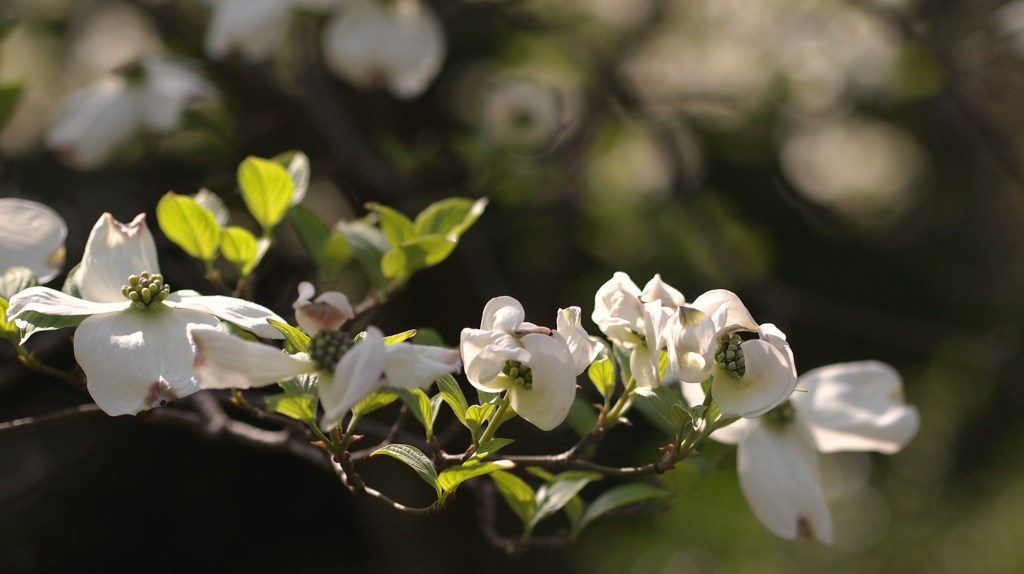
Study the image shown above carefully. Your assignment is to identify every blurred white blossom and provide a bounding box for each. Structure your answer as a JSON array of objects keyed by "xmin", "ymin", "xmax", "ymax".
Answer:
[{"xmin": 0, "ymin": 198, "xmax": 67, "ymax": 283}]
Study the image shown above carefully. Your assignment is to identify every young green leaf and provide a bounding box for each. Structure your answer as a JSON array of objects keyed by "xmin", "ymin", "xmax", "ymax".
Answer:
[
  {"xmin": 371, "ymin": 444, "xmax": 440, "ymax": 495},
  {"xmin": 588, "ymin": 354, "xmax": 616, "ymax": 399},
  {"xmin": 265, "ymin": 392, "xmax": 317, "ymax": 424},
  {"xmin": 383, "ymin": 329, "xmax": 417, "ymax": 345},
  {"xmin": 529, "ymin": 471, "xmax": 602, "ymax": 530},
  {"xmin": 320, "ymin": 231, "xmax": 354, "ymax": 282},
  {"xmin": 156, "ymin": 192, "xmax": 221, "ymax": 263},
  {"xmin": 352, "ymin": 389, "xmax": 400, "ymax": 416},
  {"xmin": 435, "ymin": 374, "xmax": 469, "ymax": 427},
  {"xmin": 289, "ymin": 205, "xmax": 330, "ymax": 261},
  {"xmin": 396, "ymin": 388, "xmax": 435, "ymax": 435},
  {"xmin": 0, "ymin": 297, "xmax": 19, "ymax": 345},
  {"xmin": 221, "ymin": 226, "xmax": 260, "ymax": 275},
  {"xmin": 237, "ymin": 156, "xmax": 294, "ymax": 233},
  {"xmin": 267, "ymin": 319, "xmax": 310, "ymax": 354},
  {"xmin": 437, "ymin": 460, "xmax": 515, "ymax": 497},
  {"xmin": 575, "ymin": 483, "xmax": 670, "ymax": 536},
  {"xmin": 272, "ymin": 150, "xmax": 310, "ymax": 204},
  {"xmin": 472, "ymin": 438, "xmax": 515, "ymax": 460},
  {"xmin": 413, "ymin": 197, "xmax": 488, "ymax": 237},
  {"xmin": 338, "ymin": 220, "xmax": 389, "ymax": 289},
  {"xmin": 491, "ymin": 470, "xmax": 536, "ymax": 524},
  {"xmin": 12, "ymin": 309, "xmax": 90, "ymax": 345},
  {"xmin": 369, "ymin": 203, "xmax": 417, "ymax": 248}
]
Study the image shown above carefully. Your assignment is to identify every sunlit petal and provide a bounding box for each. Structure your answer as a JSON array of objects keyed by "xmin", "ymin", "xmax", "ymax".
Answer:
[
  {"xmin": 713, "ymin": 337, "xmax": 797, "ymax": 418},
  {"xmin": 0, "ymin": 199, "xmax": 67, "ymax": 283},
  {"xmin": 508, "ymin": 333, "xmax": 576, "ymax": 431},
  {"xmin": 639, "ymin": 274, "xmax": 685, "ymax": 307},
  {"xmin": 383, "ymin": 343, "xmax": 461, "ymax": 389},
  {"xmin": 556, "ymin": 306, "xmax": 603, "ymax": 375},
  {"xmin": 191, "ymin": 327, "xmax": 313, "ymax": 389},
  {"xmin": 666, "ymin": 305, "xmax": 716, "ymax": 383},
  {"xmin": 7, "ymin": 286, "xmax": 128, "ymax": 342},
  {"xmin": 460, "ymin": 328, "xmax": 530, "ymax": 391},
  {"xmin": 692, "ymin": 289, "xmax": 759, "ymax": 334},
  {"xmin": 320, "ymin": 327, "xmax": 386, "ymax": 429},
  {"xmin": 480, "ymin": 295, "xmax": 526, "ymax": 332},
  {"xmin": 77, "ymin": 213, "xmax": 160, "ymax": 303},
  {"xmin": 172, "ymin": 294, "xmax": 285, "ymax": 339}
]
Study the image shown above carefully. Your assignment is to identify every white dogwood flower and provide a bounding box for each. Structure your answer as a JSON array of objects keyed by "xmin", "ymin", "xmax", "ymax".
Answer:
[
  {"xmin": 666, "ymin": 289, "xmax": 797, "ymax": 418},
  {"xmin": 692, "ymin": 360, "xmax": 919, "ymax": 545},
  {"xmin": 6, "ymin": 213, "xmax": 284, "ymax": 416},
  {"xmin": 0, "ymin": 198, "xmax": 67, "ymax": 283},
  {"xmin": 321, "ymin": 0, "xmax": 445, "ymax": 99},
  {"xmin": 592, "ymin": 272, "xmax": 679, "ymax": 387},
  {"xmin": 192, "ymin": 282, "xmax": 460, "ymax": 430},
  {"xmin": 46, "ymin": 56, "xmax": 215, "ymax": 169},
  {"xmin": 461, "ymin": 296, "xmax": 583, "ymax": 431},
  {"xmin": 203, "ymin": 0, "xmax": 334, "ymax": 61}
]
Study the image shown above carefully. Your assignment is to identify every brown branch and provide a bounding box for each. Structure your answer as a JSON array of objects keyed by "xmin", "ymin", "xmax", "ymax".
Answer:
[
  {"xmin": 330, "ymin": 456, "xmax": 439, "ymax": 515},
  {"xmin": 0, "ymin": 403, "xmax": 103, "ymax": 433}
]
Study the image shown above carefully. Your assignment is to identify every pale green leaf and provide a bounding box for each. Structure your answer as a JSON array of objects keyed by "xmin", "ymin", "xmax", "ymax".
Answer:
[
  {"xmin": 0, "ymin": 267, "xmax": 38, "ymax": 299},
  {"xmin": 14, "ymin": 309, "xmax": 89, "ymax": 344},
  {"xmin": 530, "ymin": 471, "xmax": 603, "ymax": 529},
  {"xmin": 265, "ymin": 392, "xmax": 317, "ymax": 424},
  {"xmin": 491, "ymin": 470, "xmax": 536, "ymax": 524},
  {"xmin": 0, "ymin": 297, "xmax": 19, "ymax": 345},
  {"xmin": 220, "ymin": 226, "xmax": 259, "ymax": 275},
  {"xmin": 267, "ymin": 318, "xmax": 310, "ymax": 354},
  {"xmin": 156, "ymin": 192, "xmax": 221, "ymax": 262},
  {"xmin": 320, "ymin": 231, "xmax": 354, "ymax": 282},
  {"xmin": 352, "ymin": 389, "xmax": 400, "ymax": 416},
  {"xmin": 435, "ymin": 374, "xmax": 468, "ymax": 427},
  {"xmin": 438, "ymin": 460, "xmax": 514, "ymax": 495},
  {"xmin": 338, "ymin": 220, "xmax": 389, "ymax": 288},
  {"xmin": 588, "ymin": 354, "xmax": 616, "ymax": 399},
  {"xmin": 380, "ymin": 234, "xmax": 458, "ymax": 280},
  {"xmin": 371, "ymin": 444, "xmax": 439, "ymax": 494},
  {"xmin": 576, "ymin": 483, "xmax": 670, "ymax": 535},
  {"xmin": 396, "ymin": 388, "xmax": 434, "ymax": 435},
  {"xmin": 272, "ymin": 150, "xmax": 310, "ymax": 203},
  {"xmin": 369, "ymin": 203, "xmax": 416, "ymax": 248},
  {"xmin": 413, "ymin": 197, "xmax": 488, "ymax": 237},
  {"xmin": 289, "ymin": 205, "xmax": 330, "ymax": 261},
  {"xmin": 237, "ymin": 156, "xmax": 294, "ymax": 233},
  {"xmin": 383, "ymin": 329, "xmax": 417, "ymax": 345},
  {"xmin": 472, "ymin": 438, "xmax": 514, "ymax": 460}
]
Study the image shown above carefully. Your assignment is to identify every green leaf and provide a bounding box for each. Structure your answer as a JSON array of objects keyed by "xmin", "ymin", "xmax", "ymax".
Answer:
[
  {"xmin": 352, "ymin": 389, "xmax": 400, "ymax": 416},
  {"xmin": 567, "ymin": 396, "xmax": 599, "ymax": 438},
  {"xmin": 0, "ymin": 297, "xmax": 19, "ymax": 345},
  {"xmin": 438, "ymin": 460, "xmax": 515, "ymax": 496},
  {"xmin": 435, "ymin": 374, "xmax": 468, "ymax": 427},
  {"xmin": 265, "ymin": 392, "xmax": 317, "ymax": 424},
  {"xmin": 220, "ymin": 226, "xmax": 260, "ymax": 275},
  {"xmin": 0, "ymin": 14, "xmax": 18, "ymax": 43},
  {"xmin": 472, "ymin": 438, "xmax": 514, "ymax": 460},
  {"xmin": 237, "ymin": 156, "xmax": 295, "ymax": 233},
  {"xmin": 371, "ymin": 444, "xmax": 439, "ymax": 495},
  {"xmin": 12, "ymin": 309, "xmax": 88, "ymax": 344},
  {"xmin": 0, "ymin": 83, "xmax": 23, "ymax": 132},
  {"xmin": 272, "ymin": 150, "xmax": 310, "ymax": 202},
  {"xmin": 289, "ymin": 205, "xmax": 331, "ymax": 262},
  {"xmin": 369, "ymin": 203, "xmax": 417, "ymax": 248},
  {"xmin": 588, "ymin": 354, "xmax": 616, "ymax": 399},
  {"xmin": 380, "ymin": 235, "xmax": 458, "ymax": 281},
  {"xmin": 659, "ymin": 349, "xmax": 670, "ymax": 381},
  {"xmin": 396, "ymin": 388, "xmax": 435, "ymax": 435},
  {"xmin": 576, "ymin": 483, "xmax": 670, "ymax": 535},
  {"xmin": 320, "ymin": 231, "xmax": 354, "ymax": 282},
  {"xmin": 193, "ymin": 188, "xmax": 229, "ymax": 226},
  {"xmin": 413, "ymin": 197, "xmax": 488, "ymax": 237},
  {"xmin": 491, "ymin": 470, "xmax": 536, "ymax": 524},
  {"xmin": 465, "ymin": 403, "xmax": 496, "ymax": 441},
  {"xmin": 530, "ymin": 471, "xmax": 602, "ymax": 530},
  {"xmin": 635, "ymin": 384, "xmax": 689, "ymax": 433},
  {"xmin": 338, "ymin": 220, "xmax": 389, "ymax": 288},
  {"xmin": 0, "ymin": 266, "xmax": 37, "ymax": 299},
  {"xmin": 156, "ymin": 192, "xmax": 221, "ymax": 262},
  {"xmin": 267, "ymin": 319, "xmax": 310, "ymax": 354},
  {"xmin": 383, "ymin": 329, "xmax": 417, "ymax": 345}
]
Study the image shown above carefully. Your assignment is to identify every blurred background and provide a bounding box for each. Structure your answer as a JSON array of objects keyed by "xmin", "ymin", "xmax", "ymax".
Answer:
[{"xmin": 1, "ymin": 0, "xmax": 1023, "ymax": 571}]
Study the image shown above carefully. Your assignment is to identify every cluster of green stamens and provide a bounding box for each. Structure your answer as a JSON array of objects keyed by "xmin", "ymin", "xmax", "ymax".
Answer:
[
  {"xmin": 715, "ymin": 333, "xmax": 746, "ymax": 379},
  {"xmin": 503, "ymin": 360, "xmax": 533, "ymax": 389},
  {"xmin": 309, "ymin": 329, "xmax": 353, "ymax": 372},
  {"xmin": 762, "ymin": 400, "xmax": 796, "ymax": 429},
  {"xmin": 121, "ymin": 272, "xmax": 170, "ymax": 310}
]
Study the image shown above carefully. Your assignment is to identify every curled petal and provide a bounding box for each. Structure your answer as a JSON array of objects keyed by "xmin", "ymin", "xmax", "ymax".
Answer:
[
  {"xmin": 666, "ymin": 305, "xmax": 716, "ymax": 383},
  {"xmin": 74, "ymin": 307, "xmax": 221, "ymax": 416},
  {"xmin": 713, "ymin": 336, "xmax": 797, "ymax": 418},
  {"xmin": 383, "ymin": 344, "xmax": 461, "ymax": 389},
  {"xmin": 460, "ymin": 328, "xmax": 530, "ymax": 391},
  {"xmin": 191, "ymin": 328, "xmax": 313, "ymax": 390},
  {"xmin": 320, "ymin": 327, "xmax": 386, "ymax": 430},
  {"xmin": 77, "ymin": 213, "xmax": 160, "ymax": 303},
  {"xmin": 793, "ymin": 361, "xmax": 919, "ymax": 454},
  {"xmin": 508, "ymin": 333, "xmax": 577, "ymax": 431},
  {"xmin": 592, "ymin": 272, "xmax": 643, "ymax": 343},
  {"xmin": 0, "ymin": 199, "xmax": 67, "ymax": 283},
  {"xmin": 556, "ymin": 306, "xmax": 603, "ymax": 375},
  {"xmin": 736, "ymin": 424, "xmax": 833, "ymax": 545},
  {"xmin": 639, "ymin": 274, "xmax": 686, "ymax": 307},
  {"xmin": 292, "ymin": 282, "xmax": 354, "ymax": 335},
  {"xmin": 480, "ymin": 295, "xmax": 525, "ymax": 332},
  {"xmin": 692, "ymin": 289, "xmax": 759, "ymax": 334}
]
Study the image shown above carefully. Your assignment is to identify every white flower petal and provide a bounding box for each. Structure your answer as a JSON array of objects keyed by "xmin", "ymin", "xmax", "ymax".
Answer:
[
  {"xmin": 378, "ymin": 0, "xmax": 445, "ymax": 99},
  {"xmin": 480, "ymin": 295, "xmax": 526, "ymax": 333},
  {"xmin": 45, "ymin": 77, "xmax": 141, "ymax": 169},
  {"xmin": 172, "ymin": 294, "xmax": 285, "ymax": 339},
  {"xmin": 77, "ymin": 213, "xmax": 160, "ymax": 303},
  {"xmin": 140, "ymin": 57, "xmax": 215, "ymax": 132},
  {"xmin": 666, "ymin": 305, "xmax": 716, "ymax": 383},
  {"xmin": 74, "ymin": 307, "xmax": 221, "ymax": 416},
  {"xmin": 793, "ymin": 360, "xmax": 919, "ymax": 454},
  {"xmin": 736, "ymin": 424, "xmax": 833, "ymax": 545},
  {"xmin": 592, "ymin": 272, "xmax": 643, "ymax": 343},
  {"xmin": 8, "ymin": 286, "xmax": 126, "ymax": 321},
  {"xmin": 639, "ymin": 274, "xmax": 685, "ymax": 307},
  {"xmin": 383, "ymin": 343, "xmax": 461, "ymax": 389},
  {"xmin": 320, "ymin": 327, "xmax": 386, "ymax": 429},
  {"xmin": 692, "ymin": 289, "xmax": 759, "ymax": 334},
  {"xmin": 191, "ymin": 327, "xmax": 313, "ymax": 389},
  {"xmin": 713, "ymin": 336, "xmax": 797, "ymax": 418},
  {"xmin": 508, "ymin": 333, "xmax": 577, "ymax": 431},
  {"xmin": 460, "ymin": 328, "xmax": 530, "ymax": 391},
  {"xmin": 205, "ymin": 0, "xmax": 291, "ymax": 61},
  {"xmin": 292, "ymin": 282, "xmax": 354, "ymax": 335},
  {"xmin": 0, "ymin": 199, "xmax": 67, "ymax": 283},
  {"xmin": 629, "ymin": 344, "xmax": 660, "ymax": 388},
  {"xmin": 556, "ymin": 306, "xmax": 602, "ymax": 375}
]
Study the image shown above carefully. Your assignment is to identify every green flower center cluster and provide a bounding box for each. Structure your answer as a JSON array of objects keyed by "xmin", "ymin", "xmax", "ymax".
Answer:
[
  {"xmin": 762, "ymin": 400, "xmax": 796, "ymax": 429},
  {"xmin": 715, "ymin": 333, "xmax": 746, "ymax": 379},
  {"xmin": 503, "ymin": 360, "xmax": 533, "ymax": 389},
  {"xmin": 309, "ymin": 329, "xmax": 353, "ymax": 372},
  {"xmin": 121, "ymin": 272, "xmax": 170, "ymax": 310}
]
